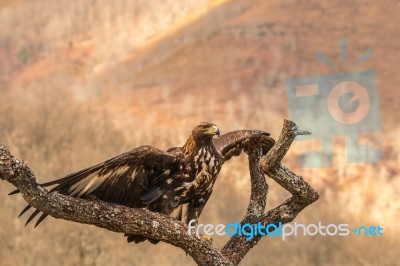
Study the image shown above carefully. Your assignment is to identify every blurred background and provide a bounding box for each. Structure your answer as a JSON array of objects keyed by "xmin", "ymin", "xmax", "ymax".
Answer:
[{"xmin": 1, "ymin": 0, "xmax": 399, "ymax": 265}]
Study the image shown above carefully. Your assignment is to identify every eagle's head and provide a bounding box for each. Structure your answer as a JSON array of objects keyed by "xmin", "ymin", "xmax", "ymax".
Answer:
[
  {"xmin": 183, "ymin": 122, "xmax": 220, "ymax": 155},
  {"xmin": 192, "ymin": 122, "xmax": 220, "ymax": 140}
]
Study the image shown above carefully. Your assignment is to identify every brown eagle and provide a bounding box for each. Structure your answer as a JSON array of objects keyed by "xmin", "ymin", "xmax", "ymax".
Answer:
[{"xmin": 11, "ymin": 122, "xmax": 274, "ymax": 244}]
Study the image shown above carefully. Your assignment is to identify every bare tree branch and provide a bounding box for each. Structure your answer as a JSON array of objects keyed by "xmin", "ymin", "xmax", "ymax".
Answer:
[
  {"xmin": 221, "ymin": 120, "xmax": 319, "ymax": 265},
  {"xmin": 0, "ymin": 145, "xmax": 231, "ymax": 265},
  {"xmin": 0, "ymin": 119, "xmax": 318, "ymax": 265}
]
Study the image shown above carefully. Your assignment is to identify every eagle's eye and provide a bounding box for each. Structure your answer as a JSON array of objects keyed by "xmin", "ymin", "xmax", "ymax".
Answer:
[{"xmin": 200, "ymin": 124, "xmax": 220, "ymax": 137}]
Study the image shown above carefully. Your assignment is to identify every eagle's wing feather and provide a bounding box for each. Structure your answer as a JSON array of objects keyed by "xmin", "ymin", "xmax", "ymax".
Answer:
[
  {"xmin": 213, "ymin": 130, "xmax": 275, "ymax": 162},
  {"xmin": 13, "ymin": 145, "xmax": 183, "ymax": 226}
]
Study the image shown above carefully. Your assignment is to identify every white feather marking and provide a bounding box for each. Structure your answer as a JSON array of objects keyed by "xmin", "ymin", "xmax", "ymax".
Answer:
[
  {"xmin": 77, "ymin": 171, "xmax": 113, "ymax": 197},
  {"xmin": 209, "ymin": 157, "xmax": 215, "ymax": 168},
  {"xmin": 182, "ymin": 182, "xmax": 192, "ymax": 188},
  {"xmin": 166, "ymin": 178, "xmax": 173, "ymax": 184},
  {"xmin": 69, "ymin": 189, "xmax": 79, "ymax": 197},
  {"xmin": 113, "ymin": 165, "xmax": 130, "ymax": 176},
  {"xmin": 213, "ymin": 167, "xmax": 219, "ymax": 175},
  {"xmin": 130, "ymin": 169, "xmax": 136, "ymax": 181},
  {"xmin": 77, "ymin": 178, "xmax": 98, "ymax": 197},
  {"xmin": 163, "ymin": 169, "xmax": 171, "ymax": 176},
  {"xmin": 85, "ymin": 172, "xmax": 110, "ymax": 195},
  {"xmin": 69, "ymin": 172, "xmax": 98, "ymax": 195}
]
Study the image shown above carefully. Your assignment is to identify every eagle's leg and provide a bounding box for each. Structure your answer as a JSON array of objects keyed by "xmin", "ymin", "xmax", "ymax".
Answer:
[
  {"xmin": 187, "ymin": 193, "xmax": 211, "ymax": 224},
  {"xmin": 187, "ymin": 194, "xmax": 213, "ymax": 242}
]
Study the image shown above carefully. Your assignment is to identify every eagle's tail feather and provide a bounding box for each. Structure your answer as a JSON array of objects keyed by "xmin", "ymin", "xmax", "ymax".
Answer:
[
  {"xmin": 13, "ymin": 167, "xmax": 98, "ymax": 227},
  {"xmin": 8, "ymin": 189, "xmax": 20, "ymax": 195},
  {"xmin": 34, "ymin": 213, "xmax": 49, "ymax": 228},
  {"xmin": 25, "ymin": 210, "xmax": 40, "ymax": 226},
  {"xmin": 18, "ymin": 205, "xmax": 32, "ymax": 218},
  {"xmin": 8, "ymin": 176, "xmax": 74, "ymax": 196}
]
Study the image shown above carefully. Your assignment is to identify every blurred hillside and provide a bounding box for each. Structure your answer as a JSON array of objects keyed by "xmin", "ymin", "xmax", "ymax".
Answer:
[{"xmin": 1, "ymin": 0, "xmax": 399, "ymax": 265}]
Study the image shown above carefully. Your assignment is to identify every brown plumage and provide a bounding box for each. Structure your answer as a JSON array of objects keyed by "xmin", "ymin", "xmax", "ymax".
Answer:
[{"xmin": 10, "ymin": 122, "xmax": 275, "ymax": 244}]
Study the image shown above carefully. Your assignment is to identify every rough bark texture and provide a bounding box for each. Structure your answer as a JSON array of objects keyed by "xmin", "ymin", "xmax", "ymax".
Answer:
[{"xmin": 0, "ymin": 119, "xmax": 318, "ymax": 265}]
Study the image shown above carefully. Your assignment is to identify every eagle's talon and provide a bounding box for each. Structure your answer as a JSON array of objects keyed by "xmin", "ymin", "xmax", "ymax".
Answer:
[{"xmin": 202, "ymin": 235, "xmax": 213, "ymax": 243}]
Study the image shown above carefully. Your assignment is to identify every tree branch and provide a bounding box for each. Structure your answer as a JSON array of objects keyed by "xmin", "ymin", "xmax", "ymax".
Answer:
[
  {"xmin": 221, "ymin": 120, "xmax": 319, "ymax": 265},
  {"xmin": 0, "ymin": 145, "xmax": 231, "ymax": 265},
  {"xmin": 0, "ymin": 119, "xmax": 318, "ymax": 265}
]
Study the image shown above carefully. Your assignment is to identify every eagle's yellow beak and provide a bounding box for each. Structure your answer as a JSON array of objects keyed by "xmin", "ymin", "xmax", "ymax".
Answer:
[{"xmin": 204, "ymin": 125, "xmax": 220, "ymax": 137}]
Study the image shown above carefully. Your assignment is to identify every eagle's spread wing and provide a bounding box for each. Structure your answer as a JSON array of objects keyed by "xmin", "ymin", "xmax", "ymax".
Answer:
[
  {"xmin": 12, "ymin": 145, "xmax": 183, "ymax": 227},
  {"xmin": 213, "ymin": 130, "xmax": 275, "ymax": 162}
]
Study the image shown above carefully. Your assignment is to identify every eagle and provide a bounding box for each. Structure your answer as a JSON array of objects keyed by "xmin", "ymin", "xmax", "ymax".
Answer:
[{"xmin": 11, "ymin": 122, "xmax": 274, "ymax": 244}]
